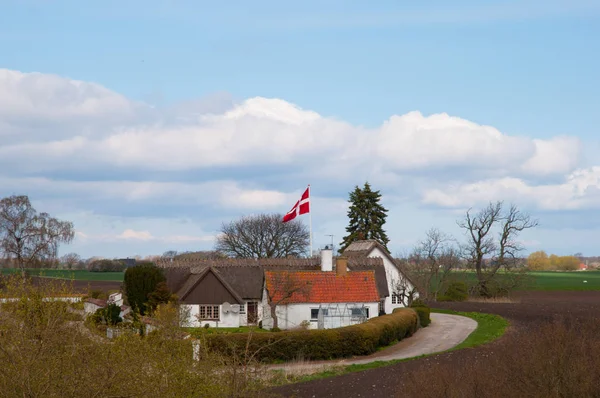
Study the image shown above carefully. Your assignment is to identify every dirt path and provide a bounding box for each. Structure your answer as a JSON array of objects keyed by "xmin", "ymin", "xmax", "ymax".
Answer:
[{"xmin": 268, "ymin": 313, "xmax": 476, "ymax": 375}]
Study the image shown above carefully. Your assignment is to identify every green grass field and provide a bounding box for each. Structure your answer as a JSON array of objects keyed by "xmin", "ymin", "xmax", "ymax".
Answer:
[
  {"xmin": 442, "ymin": 270, "xmax": 600, "ymax": 291},
  {"xmin": 2, "ymin": 268, "xmax": 599, "ymax": 290},
  {"xmin": 0, "ymin": 268, "xmax": 124, "ymax": 282}
]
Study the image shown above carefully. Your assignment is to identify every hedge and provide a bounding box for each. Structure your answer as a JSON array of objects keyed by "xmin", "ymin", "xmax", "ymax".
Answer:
[
  {"xmin": 410, "ymin": 305, "xmax": 431, "ymax": 327},
  {"xmin": 198, "ymin": 308, "xmax": 418, "ymax": 362}
]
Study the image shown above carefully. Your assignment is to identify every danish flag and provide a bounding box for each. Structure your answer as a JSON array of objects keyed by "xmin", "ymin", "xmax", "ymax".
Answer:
[{"xmin": 282, "ymin": 187, "xmax": 310, "ymax": 223}]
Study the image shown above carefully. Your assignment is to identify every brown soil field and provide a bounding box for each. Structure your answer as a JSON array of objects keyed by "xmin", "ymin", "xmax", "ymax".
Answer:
[
  {"xmin": 30, "ymin": 276, "xmax": 123, "ymax": 293},
  {"xmin": 271, "ymin": 291, "xmax": 600, "ymax": 398}
]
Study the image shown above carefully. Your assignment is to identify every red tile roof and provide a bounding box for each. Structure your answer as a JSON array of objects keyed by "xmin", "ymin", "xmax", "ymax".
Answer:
[{"xmin": 264, "ymin": 270, "xmax": 379, "ymax": 304}]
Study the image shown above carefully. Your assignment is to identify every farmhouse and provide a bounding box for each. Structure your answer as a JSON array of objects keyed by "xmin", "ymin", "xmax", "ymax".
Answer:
[
  {"xmin": 84, "ymin": 292, "xmax": 131, "ymax": 318},
  {"xmin": 157, "ymin": 239, "xmax": 417, "ymax": 330},
  {"xmin": 261, "ymin": 257, "xmax": 380, "ymax": 330},
  {"xmin": 163, "ymin": 263, "xmax": 264, "ymax": 328},
  {"xmin": 343, "ymin": 240, "xmax": 418, "ymax": 314}
]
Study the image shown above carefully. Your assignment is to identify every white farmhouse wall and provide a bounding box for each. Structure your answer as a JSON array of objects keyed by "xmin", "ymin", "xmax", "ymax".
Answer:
[
  {"xmin": 179, "ymin": 304, "xmax": 241, "ymax": 328},
  {"xmin": 368, "ymin": 247, "xmax": 418, "ymax": 314},
  {"xmin": 238, "ymin": 300, "xmax": 263, "ymax": 326},
  {"xmin": 261, "ymin": 301, "xmax": 379, "ymax": 330},
  {"xmin": 84, "ymin": 302, "xmax": 103, "ymax": 314}
]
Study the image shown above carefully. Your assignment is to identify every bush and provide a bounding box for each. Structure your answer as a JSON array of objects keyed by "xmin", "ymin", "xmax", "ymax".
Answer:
[
  {"xmin": 438, "ymin": 282, "xmax": 468, "ymax": 302},
  {"xmin": 124, "ymin": 263, "xmax": 166, "ymax": 315},
  {"xmin": 410, "ymin": 303, "xmax": 431, "ymax": 327},
  {"xmin": 90, "ymin": 304, "xmax": 123, "ymax": 326},
  {"xmin": 88, "ymin": 259, "xmax": 127, "ymax": 272},
  {"xmin": 200, "ymin": 308, "xmax": 418, "ymax": 362}
]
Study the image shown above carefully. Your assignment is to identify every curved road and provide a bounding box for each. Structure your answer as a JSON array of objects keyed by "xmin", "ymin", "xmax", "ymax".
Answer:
[{"xmin": 269, "ymin": 313, "xmax": 477, "ymax": 394}]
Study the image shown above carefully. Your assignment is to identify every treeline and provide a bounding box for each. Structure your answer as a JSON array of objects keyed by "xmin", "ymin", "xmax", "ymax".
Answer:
[{"xmin": 527, "ymin": 251, "xmax": 582, "ymax": 271}]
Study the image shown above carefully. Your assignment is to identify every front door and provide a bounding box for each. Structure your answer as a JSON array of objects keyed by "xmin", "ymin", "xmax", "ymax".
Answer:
[{"xmin": 247, "ymin": 302, "xmax": 258, "ymax": 325}]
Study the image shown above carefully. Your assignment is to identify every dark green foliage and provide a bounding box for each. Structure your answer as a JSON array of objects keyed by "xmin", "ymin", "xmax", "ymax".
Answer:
[
  {"xmin": 91, "ymin": 304, "xmax": 122, "ymax": 326},
  {"xmin": 124, "ymin": 263, "xmax": 165, "ymax": 315},
  {"xmin": 88, "ymin": 259, "xmax": 127, "ymax": 272},
  {"xmin": 438, "ymin": 281, "xmax": 469, "ymax": 302},
  {"xmin": 146, "ymin": 281, "xmax": 176, "ymax": 313},
  {"xmin": 410, "ymin": 303, "xmax": 431, "ymax": 327},
  {"xmin": 200, "ymin": 308, "xmax": 418, "ymax": 362},
  {"xmin": 339, "ymin": 182, "xmax": 390, "ymax": 252}
]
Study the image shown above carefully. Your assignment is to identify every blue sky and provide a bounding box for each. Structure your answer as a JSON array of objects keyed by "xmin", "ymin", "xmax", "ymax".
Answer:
[{"xmin": 1, "ymin": 0, "xmax": 599, "ymax": 258}]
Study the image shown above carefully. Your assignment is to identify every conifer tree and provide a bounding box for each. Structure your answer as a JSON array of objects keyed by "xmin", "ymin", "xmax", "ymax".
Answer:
[{"xmin": 339, "ymin": 182, "xmax": 390, "ymax": 252}]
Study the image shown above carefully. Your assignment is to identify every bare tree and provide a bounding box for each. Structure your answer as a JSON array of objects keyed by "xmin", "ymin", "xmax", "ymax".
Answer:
[
  {"xmin": 0, "ymin": 195, "xmax": 75, "ymax": 276},
  {"xmin": 216, "ymin": 213, "xmax": 309, "ymax": 258},
  {"xmin": 404, "ymin": 228, "xmax": 461, "ymax": 301},
  {"xmin": 264, "ymin": 271, "xmax": 312, "ymax": 329},
  {"xmin": 458, "ymin": 201, "xmax": 538, "ymax": 297},
  {"xmin": 60, "ymin": 252, "xmax": 82, "ymax": 270},
  {"xmin": 173, "ymin": 250, "xmax": 227, "ymax": 260},
  {"xmin": 390, "ymin": 276, "xmax": 419, "ymax": 307}
]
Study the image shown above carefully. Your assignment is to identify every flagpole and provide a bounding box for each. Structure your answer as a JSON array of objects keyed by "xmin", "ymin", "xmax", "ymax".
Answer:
[{"xmin": 308, "ymin": 184, "xmax": 313, "ymax": 257}]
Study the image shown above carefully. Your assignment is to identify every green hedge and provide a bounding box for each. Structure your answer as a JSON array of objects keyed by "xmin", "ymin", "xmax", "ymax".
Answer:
[
  {"xmin": 410, "ymin": 305, "xmax": 431, "ymax": 327},
  {"xmin": 198, "ymin": 308, "xmax": 418, "ymax": 362}
]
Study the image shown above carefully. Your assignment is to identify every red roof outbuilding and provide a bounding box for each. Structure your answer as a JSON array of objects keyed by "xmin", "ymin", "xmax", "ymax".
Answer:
[{"xmin": 264, "ymin": 270, "xmax": 380, "ymax": 304}]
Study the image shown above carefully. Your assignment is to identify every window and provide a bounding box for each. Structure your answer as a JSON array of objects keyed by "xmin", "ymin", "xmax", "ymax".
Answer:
[
  {"xmin": 351, "ymin": 307, "xmax": 369, "ymax": 318},
  {"xmin": 378, "ymin": 301, "xmax": 385, "ymax": 315},
  {"xmin": 239, "ymin": 303, "xmax": 246, "ymax": 314},
  {"xmin": 392, "ymin": 294, "xmax": 401, "ymax": 304},
  {"xmin": 198, "ymin": 305, "xmax": 220, "ymax": 320},
  {"xmin": 310, "ymin": 308, "xmax": 328, "ymax": 320}
]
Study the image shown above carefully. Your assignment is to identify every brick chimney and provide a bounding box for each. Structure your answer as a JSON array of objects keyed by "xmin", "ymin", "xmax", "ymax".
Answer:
[{"xmin": 336, "ymin": 256, "xmax": 347, "ymax": 276}]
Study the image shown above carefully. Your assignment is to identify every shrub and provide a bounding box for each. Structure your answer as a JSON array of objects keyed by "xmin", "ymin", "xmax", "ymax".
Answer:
[
  {"xmin": 200, "ymin": 308, "xmax": 418, "ymax": 362},
  {"xmin": 88, "ymin": 259, "xmax": 127, "ymax": 272},
  {"xmin": 204, "ymin": 323, "xmax": 210, "ymax": 329},
  {"xmin": 438, "ymin": 282, "xmax": 468, "ymax": 302},
  {"xmin": 124, "ymin": 263, "xmax": 166, "ymax": 315},
  {"xmin": 89, "ymin": 289, "xmax": 105, "ymax": 299},
  {"xmin": 90, "ymin": 304, "xmax": 123, "ymax": 326},
  {"xmin": 410, "ymin": 303, "xmax": 431, "ymax": 327}
]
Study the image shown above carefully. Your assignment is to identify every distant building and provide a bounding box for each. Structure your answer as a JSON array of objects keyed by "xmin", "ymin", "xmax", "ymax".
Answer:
[{"xmin": 118, "ymin": 258, "xmax": 137, "ymax": 268}]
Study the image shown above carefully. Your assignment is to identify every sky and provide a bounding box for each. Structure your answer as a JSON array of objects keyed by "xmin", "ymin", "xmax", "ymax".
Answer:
[{"xmin": 0, "ymin": 0, "xmax": 599, "ymax": 259}]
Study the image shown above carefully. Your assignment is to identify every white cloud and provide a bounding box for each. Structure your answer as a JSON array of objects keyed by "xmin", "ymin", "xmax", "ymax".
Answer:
[
  {"xmin": 117, "ymin": 229, "xmax": 154, "ymax": 240},
  {"xmin": 423, "ymin": 167, "xmax": 600, "ymax": 210},
  {"xmin": 0, "ymin": 69, "xmax": 581, "ymax": 178},
  {"xmin": 0, "ymin": 69, "xmax": 141, "ymax": 126},
  {"xmin": 115, "ymin": 229, "xmax": 213, "ymax": 243},
  {"xmin": 0, "ymin": 68, "xmax": 596, "ymax": 258}
]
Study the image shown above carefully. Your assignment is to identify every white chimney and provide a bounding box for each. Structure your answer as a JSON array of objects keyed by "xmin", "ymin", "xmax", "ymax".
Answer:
[{"xmin": 321, "ymin": 246, "xmax": 333, "ymax": 272}]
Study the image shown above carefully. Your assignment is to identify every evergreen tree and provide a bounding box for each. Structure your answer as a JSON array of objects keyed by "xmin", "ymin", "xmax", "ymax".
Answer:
[{"xmin": 339, "ymin": 182, "xmax": 390, "ymax": 252}]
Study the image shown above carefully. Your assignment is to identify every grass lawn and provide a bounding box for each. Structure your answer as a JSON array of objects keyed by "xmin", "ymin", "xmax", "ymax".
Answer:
[
  {"xmin": 185, "ymin": 326, "xmax": 269, "ymax": 337},
  {"xmin": 273, "ymin": 309, "xmax": 507, "ymax": 385},
  {"xmin": 440, "ymin": 270, "xmax": 600, "ymax": 291},
  {"xmin": 0, "ymin": 268, "xmax": 124, "ymax": 282}
]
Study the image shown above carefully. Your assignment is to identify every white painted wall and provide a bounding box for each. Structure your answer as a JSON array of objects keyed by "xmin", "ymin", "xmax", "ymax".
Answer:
[
  {"xmin": 1, "ymin": 296, "xmax": 83, "ymax": 304},
  {"xmin": 84, "ymin": 302, "xmax": 103, "ymax": 314},
  {"xmin": 368, "ymin": 247, "xmax": 418, "ymax": 314},
  {"xmin": 261, "ymin": 302, "xmax": 379, "ymax": 330},
  {"xmin": 180, "ymin": 304, "xmax": 241, "ymax": 328}
]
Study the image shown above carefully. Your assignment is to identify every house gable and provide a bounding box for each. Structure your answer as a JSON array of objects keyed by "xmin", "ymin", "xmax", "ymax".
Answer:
[{"xmin": 179, "ymin": 268, "xmax": 243, "ymax": 305}]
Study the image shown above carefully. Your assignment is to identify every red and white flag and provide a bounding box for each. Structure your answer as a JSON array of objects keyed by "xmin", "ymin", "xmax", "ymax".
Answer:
[{"xmin": 282, "ymin": 187, "xmax": 310, "ymax": 223}]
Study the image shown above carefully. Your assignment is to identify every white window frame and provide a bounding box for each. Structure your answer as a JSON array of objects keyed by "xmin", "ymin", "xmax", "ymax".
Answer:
[{"xmin": 198, "ymin": 305, "xmax": 220, "ymax": 320}]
